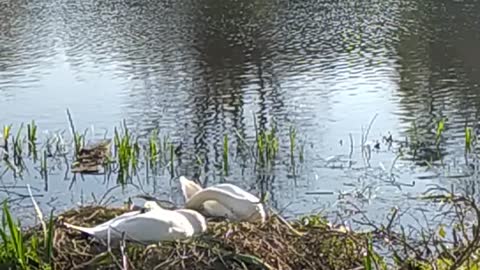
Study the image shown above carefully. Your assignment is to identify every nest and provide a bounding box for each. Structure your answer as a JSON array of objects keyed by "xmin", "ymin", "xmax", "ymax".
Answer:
[{"xmin": 28, "ymin": 206, "xmax": 369, "ymax": 270}]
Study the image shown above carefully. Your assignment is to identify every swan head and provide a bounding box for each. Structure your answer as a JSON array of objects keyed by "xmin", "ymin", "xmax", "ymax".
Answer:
[
  {"xmin": 179, "ymin": 176, "xmax": 203, "ymax": 201},
  {"xmin": 175, "ymin": 209, "xmax": 207, "ymax": 233},
  {"xmin": 248, "ymin": 202, "xmax": 267, "ymax": 223}
]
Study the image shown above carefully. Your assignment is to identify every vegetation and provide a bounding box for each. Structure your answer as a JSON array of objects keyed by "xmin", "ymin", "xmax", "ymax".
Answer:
[
  {"xmin": 0, "ymin": 187, "xmax": 479, "ymax": 269},
  {"xmin": 1, "ymin": 111, "xmax": 480, "ymax": 269}
]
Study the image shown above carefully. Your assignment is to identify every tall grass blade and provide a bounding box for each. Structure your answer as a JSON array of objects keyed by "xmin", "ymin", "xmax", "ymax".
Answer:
[{"xmin": 45, "ymin": 209, "xmax": 55, "ymax": 265}]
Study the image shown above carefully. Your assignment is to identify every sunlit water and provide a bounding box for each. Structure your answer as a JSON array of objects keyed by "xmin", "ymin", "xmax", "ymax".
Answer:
[{"xmin": 1, "ymin": 0, "xmax": 480, "ymax": 229}]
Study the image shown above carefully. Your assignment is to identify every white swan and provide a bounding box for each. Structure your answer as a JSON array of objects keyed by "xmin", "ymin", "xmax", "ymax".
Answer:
[
  {"xmin": 179, "ymin": 176, "xmax": 267, "ymax": 223},
  {"xmin": 62, "ymin": 201, "xmax": 207, "ymax": 244}
]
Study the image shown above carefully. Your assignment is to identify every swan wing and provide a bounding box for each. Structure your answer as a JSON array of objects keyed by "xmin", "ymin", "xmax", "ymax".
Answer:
[
  {"xmin": 83, "ymin": 210, "xmax": 144, "ymax": 232},
  {"xmin": 174, "ymin": 209, "xmax": 207, "ymax": 233},
  {"xmin": 202, "ymin": 200, "xmax": 237, "ymax": 219},
  {"xmin": 62, "ymin": 209, "xmax": 144, "ymax": 237},
  {"xmin": 109, "ymin": 209, "xmax": 192, "ymax": 242},
  {"xmin": 214, "ymin": 184, "xmax": 261, "ymax": 203},
  {"xmin": 185, "ymin": 187, "xmax": 250, "ymax": 216},
  {"xmin": 186, "ymin": 187, "xmax": 266, "ymax": 222}
]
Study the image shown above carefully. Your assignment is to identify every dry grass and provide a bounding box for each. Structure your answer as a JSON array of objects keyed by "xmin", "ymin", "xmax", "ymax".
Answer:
[{"xmin": 22, "ymin": 205, "xmax": 369, "ymax": 270}]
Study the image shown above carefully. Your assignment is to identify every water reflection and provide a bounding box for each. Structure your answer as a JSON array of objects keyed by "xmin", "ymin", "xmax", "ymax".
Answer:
[
  {"xmin": 394, "ymin": 0, "xmax": 480, "ymax": 163},
  {"xmin": 1, "ymin": 0, "xmax": 480, "ymax": 221}
]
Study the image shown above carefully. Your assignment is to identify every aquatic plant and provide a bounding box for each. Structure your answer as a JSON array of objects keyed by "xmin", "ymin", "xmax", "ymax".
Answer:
[
  {"xmin": 435, "ymin": 117, "xmax": 446, "ymax": 147},
  {"xmin": 465, "ymin": 126, "xmax": 473, "ymax": 153},
  {"xmin": 148, "ymin": 129, "xmax": 159, "ymax": 170},
  {"xmin": 289, "ymin": 126, "xmax": 296, "ymax": 165},
  {"xmin": 223, "ymin": 134, "xmax": 229, "ymax": 175},
  {"xmin": 12, "ymin": 124, "xmax": 24, "ymax": 169},
  {"xmin": 169, "ymin": 142, "xmax": 175, "ymax": 177},
  {"xmin": 252, "ymin": 117, "xmax": 278, "ymax": 167},
  {"xmin": 113, "ymin": 124, "xmax": 138, "ymax": 184},
  {"xmin": 256, "ymin": 129, "xmax": 279, "ymax": 166},
  {"xmin": 66, "ymin": 109, "xmax": 83, "ymax": 158},
  {"xmin": 2, "ymin": 124, "xmax": 11, "ymax": 153},
  {"xmin": 40, "ymin": 150, "xmax": 48, "ymax": 179},
  {"xmin": 299, "ymin": 143, "xmax": 305, "ymax": 163},
  {"xmin": 26, "ymin": 120, "xmax": 37, "ymax": 159}
]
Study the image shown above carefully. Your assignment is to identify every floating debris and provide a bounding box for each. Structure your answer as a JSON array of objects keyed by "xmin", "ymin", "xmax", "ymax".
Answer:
[{"xmin": 71, "ymin": 139, "xmax": 112, "ymax": 174}]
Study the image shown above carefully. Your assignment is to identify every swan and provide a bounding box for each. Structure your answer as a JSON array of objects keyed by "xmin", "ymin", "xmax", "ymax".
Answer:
[
  {"xmin": 179, "ymin": 176, "xmax": 267, "ymax": 223},
  {"xmin": 62, "ymin": 201, "xmax": 207, "ymax": 244}
]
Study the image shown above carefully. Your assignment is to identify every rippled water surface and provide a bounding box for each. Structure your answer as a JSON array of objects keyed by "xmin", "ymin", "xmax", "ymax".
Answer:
[{"xmin": 1, "ymin": 0, "xmax": 480, "ymax": 224}]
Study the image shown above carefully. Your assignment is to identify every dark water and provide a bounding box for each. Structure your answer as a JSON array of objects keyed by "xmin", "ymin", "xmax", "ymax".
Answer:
[{"xmin": 1, "ymin": 0, "xmax": 480, "ymax": 225}]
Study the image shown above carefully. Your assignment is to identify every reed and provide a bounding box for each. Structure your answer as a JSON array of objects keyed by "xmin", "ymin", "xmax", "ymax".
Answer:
[
  {"xmin": 289, "ymin": 126, "xmax": 296, "ymax": 165},
  {"xmin": 169, "ymin": 142, "xmax": 175, "ymax": 177},
  {"xmin": 114, "ymin": 126, "xmax": 134, "ymax": 184},
  {"xmin": 66, "ymin": 109, "xmax": 82, "ymax": 157},
  {"xmin": 12, "ymin": 124, "xmax": 24, "ymax": 168},
  {"xmin": 299, "ymin": 143, "xmax": 305, "ymax": 163},
  {"xmin": 148, "ymin": 129, "xmax": 159, "ymax": 170},
  {"xmin": 223, "ymin": 134, "xmax": 229, "ymax": 175},
  {"xmin": 3, "ymin": 124, "xmax": 11, "ymax": 153},
  {"xmin": 435, "ymin": 117, "xmax": 445, "ymax": 147},
  {"xmin": 26, "ymin": 120, "xmax": 37, "ymax": 158},
  {"xmin": 256, "ymin": 129, "xmax": 279, "ymax": 166},
  {"xmin": 465, "ymin": 126, "xmax": 473, "ymax": 153},
  {"xmin": 40, "ymin": 150, "xmax": 48, "ymax": 179}
]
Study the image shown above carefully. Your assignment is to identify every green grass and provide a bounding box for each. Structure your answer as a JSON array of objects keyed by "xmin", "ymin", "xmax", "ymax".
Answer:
[{"xmin": 0, "ymin": 201, "xmax": 54, "ymax": 270}]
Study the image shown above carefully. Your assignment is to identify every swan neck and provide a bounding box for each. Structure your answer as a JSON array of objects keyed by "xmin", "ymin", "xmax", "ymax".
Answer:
[{"xmin": 186, "ymin": 188, "xmax": 237, "ymax": 208}]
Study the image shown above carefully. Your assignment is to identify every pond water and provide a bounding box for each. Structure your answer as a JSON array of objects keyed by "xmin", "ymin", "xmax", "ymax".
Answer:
[{"xmin": 1, "ymin": 0, "xmax": 480, "ymax": 228}]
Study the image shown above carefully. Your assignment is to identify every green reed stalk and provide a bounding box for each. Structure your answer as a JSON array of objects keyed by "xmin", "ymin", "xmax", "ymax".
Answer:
[
  {"xmin": 148, "ymin": 129, "xmax": 159, "ymax": 169},
  {"xmin": 2, "ymin": 124, "xmax": 11, "ymax": 153},
  {"xmin": 27, "ymin": 120, "xmax": 37, "ymax": 157},
  {"xmin": 289, "ymin": 126, "xmax": 296, "ymax": 165},
  {"xmin": 465, "ymin": 127, "xmax": 473, "ymax": 153},
  {"xmin": 169, "ymin": 143, "xmax": 174, "ymax": 177},
  {"xmin": 41, "ymin": 150, "xmax": 47, "ymax": 179},
  {"xmin": 12, "ymin": 123, "xmax": 24, "ymax": 167},
  {"xmin": 435, "ymin": 118, "xmax": 445, "ymax": 147}
]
